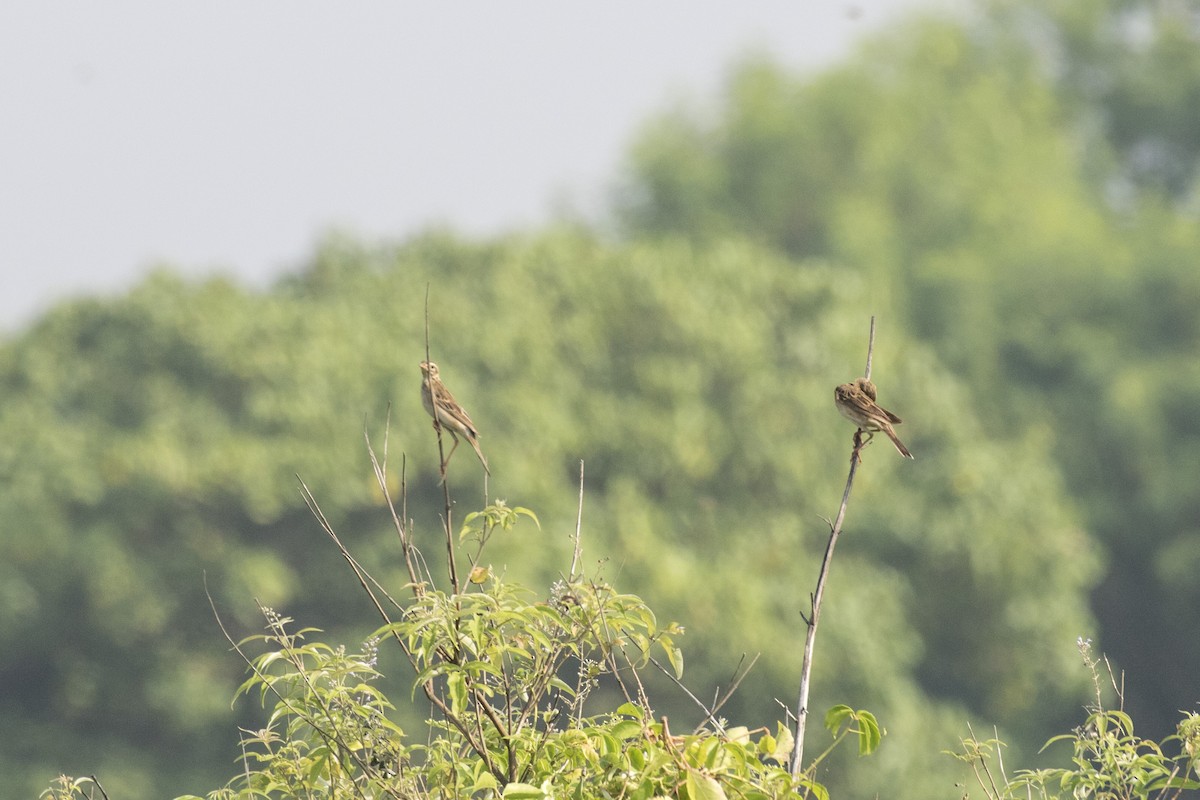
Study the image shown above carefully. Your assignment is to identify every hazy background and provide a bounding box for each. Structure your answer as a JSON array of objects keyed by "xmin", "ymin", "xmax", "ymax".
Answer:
[
  {"xmin": 1, "ymin": 1, "xmax": 929, "ymax": 329},
  {"xmin": 9, "ymin": 2, "xmax": 1200, "ymax": 798}
]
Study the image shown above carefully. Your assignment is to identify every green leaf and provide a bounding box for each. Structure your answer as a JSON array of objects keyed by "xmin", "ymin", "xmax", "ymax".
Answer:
[
  {"xmin": 514, "ymin": 506, "xmax": 541, "ymax": 528},
  {"xmin": 856, "ymin": 710, "xmax": 882, "ymax": 755},
  {"xmin": 617, "ymin": 702, "xmax": 645, "ymax": 719},
  {"xmin": 472, "ymin": 772, "xmax": 500, "ymax": 792},
  {"xmin": 612, "ymin": 719, "xmax": 643, "ymax": 740},
  {"xmin": 824, "ymin": 704, "xmax": 853, "ymax": 733},
  {"xmin": 799, "ymin": 778, "xmax": 830, "ymax": 800},
  {"xmin": 771, "ymin": 723, "xmax": 795, "ymax": 764},
  {"xmin": 447, "ymin": 670, "xmax": 467, "ymax": 716},
  {"xmin": 726, "ymin": 726, "xmax": 750, "ymax": 744},
  {"xmin": 686, "ymin": 771, "xmax": 728, "ymax": 800},
  {"xmin": 661, "ymin": 638, "xmax": 685, "ymax": 679}
]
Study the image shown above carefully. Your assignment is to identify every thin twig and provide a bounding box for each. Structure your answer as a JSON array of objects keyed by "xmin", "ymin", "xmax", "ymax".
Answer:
[
  {"xmin": 966, "ymin": 722, "xmax": 1005, "ymax": 799},
  {"xmin": 1103, "ymin": 654, "xmax": 1125, "ymax": 710},
  {"xmin": 365, "ymin": 411, "xmax": 425, "ymax": 598},
  {"xmin": 864, "ymin": 316, "xmax": 876, "ymax": 381},
  {"xmin": 295, "ymin": 478, "xmax": 499, "ymax": 777},
  {"xmin": 648, "ymin": 656, "xmax": 725, "ymax": 734},
  {"xmin": 589, "ymin": 582, "xmax": 639, "ymax": 708},
  {"xmin": 86, "ymin": 776, "xmax": 110, "ymax": 800},
  {"xmin": 697, "ymin": 653, "xmax": 760, "ymax": 733},
  {"xmin": 203, "ymin": 578, "xmax": 380, "ymax": 800},
  {"xmin": 643, "ymin": 650, "xmax": 760, "ymax": 737},
  {"xmin": 570, "ymin": 460, "xmax": 585, "ymax": 581},
  {"xmin": 298, "ymin": 475, "xmax": 406, "ymax": 616},
  {"xmin": 424, "ymin": 286, "xmax": 460, "ymax": 594},
  {"xmin": 992, "ymin": 725, "xmax": 1009, "ymax": 797},
  {"xmin": 791, "ymin": 316, "xmax": 875, "ymax": 777}
]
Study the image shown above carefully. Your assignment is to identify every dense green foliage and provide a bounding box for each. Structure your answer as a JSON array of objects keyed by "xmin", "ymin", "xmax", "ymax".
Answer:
[
  {"xmin": 4, "ymin": 232, "xmax": 1094, "ymax": 799},
  {"xmin": 39, "ymin": 489, "xmax": 883, "ymax": 799},
  {"xmin": 615, "ymin": 0, "xmax": 1200, "ymax": 747},
  {"xmin": 9, "ymin": 0, "xmax": 1200, "ymax": 797},
  {"xmin": 177, "ymin": 498, "xmax": 846, "ymax": 800}
]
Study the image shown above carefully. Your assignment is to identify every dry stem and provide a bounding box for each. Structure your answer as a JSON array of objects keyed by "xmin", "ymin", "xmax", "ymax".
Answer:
[{"xmin": 791, "ymin": 315, "xmax": 876, "ymax": 776}]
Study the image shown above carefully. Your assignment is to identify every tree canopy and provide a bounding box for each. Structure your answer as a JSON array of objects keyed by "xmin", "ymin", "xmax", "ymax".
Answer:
[
  {"xmin": 4, "ymin": 231, "xmax": 1095, "ymax": 798},
  {"xmin": 615, "ymin": 0, "xmax": 1200, "ymax": 746},
  {"xmin": 11, "ymin": 1, "xmax": 1200, "ymax": 798}
]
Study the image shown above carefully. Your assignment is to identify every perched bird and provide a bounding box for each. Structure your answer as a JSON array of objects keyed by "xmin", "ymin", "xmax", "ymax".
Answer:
[
  {"xmin": 834, "ymin": 377, "xmax": 913, "ymax": 459},
  {"xmin": 420, "ymin": 360, "xmax": 490, "ymax": 474}
]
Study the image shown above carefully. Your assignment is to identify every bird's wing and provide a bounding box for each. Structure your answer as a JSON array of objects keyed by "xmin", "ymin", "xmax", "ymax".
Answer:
[{"xmin": 438, "ymin": 392, "xmax": 479, "ymax": 437}]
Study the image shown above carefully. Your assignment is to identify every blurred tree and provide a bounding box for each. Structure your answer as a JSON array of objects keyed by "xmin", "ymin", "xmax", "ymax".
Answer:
[
  {"xmin": 0, "ymin": 231, "xmax": 1095, "ymax": 800},
  {"xmin": 17, "ymin": 2, "xmax": 1196, "ymax": 796},
  {"xmin": 615, "ymin": 0, "xmax": 1200, "ymax": 744},
  {"xmin": 985, "ymin": 0, "xmax": 1200, "ymax": 203}
]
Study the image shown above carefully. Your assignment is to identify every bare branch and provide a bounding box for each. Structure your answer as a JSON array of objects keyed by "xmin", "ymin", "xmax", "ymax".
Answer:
[
  {"xmin": 864, "ymin": 315, "xmax": 876, "ymax": 380},
  {"xmin": 791, "ymin": 316, "xmax": 877, "ymax": 776},
  {"xmin": 424, "ymin": 287, "xmax": 460, "ymax": 593},
  {"xmin": 365, "ymin": 411, "xmax": 425, "ymax": 598},
  {"xmin": 570, "ymin": 460, "xmax": 585, "ymax": 581}
]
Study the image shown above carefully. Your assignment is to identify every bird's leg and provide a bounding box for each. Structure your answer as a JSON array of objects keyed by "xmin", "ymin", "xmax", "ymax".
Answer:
[
  {"xmin": 430, "ymin": 418, "xmax": 458, "ymax": 480},
  {"xmin": 852, "ymin": 428, "xmax": 875, "ymax": 464},
  {"xmin": 443, "ymin": 433, "xmax": 461, "ymax": 468}
]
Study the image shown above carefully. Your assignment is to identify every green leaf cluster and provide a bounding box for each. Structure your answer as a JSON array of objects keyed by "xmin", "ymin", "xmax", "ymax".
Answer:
[
  {"xmin": 126, "ymin": 513, "xmax": 852, "ymax": 800},
  {"xmin": 954, "ymin": 644, "xmax": 1200, "ymax": 800}
]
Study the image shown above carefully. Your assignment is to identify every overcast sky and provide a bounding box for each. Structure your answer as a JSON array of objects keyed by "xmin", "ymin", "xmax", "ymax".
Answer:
[{"xmin": 0, "ymin": 2, "xmax": 932, "ymax": 332}]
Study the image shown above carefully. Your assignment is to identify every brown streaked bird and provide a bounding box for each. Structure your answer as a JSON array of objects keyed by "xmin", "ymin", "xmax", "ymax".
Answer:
[
  {"xmin": 420, "ymin": 360, "xmax": 490, "ymax": 474},
  {"xmin": 834, "ymin": 377, "xmax": 914, "ymax": 459}
]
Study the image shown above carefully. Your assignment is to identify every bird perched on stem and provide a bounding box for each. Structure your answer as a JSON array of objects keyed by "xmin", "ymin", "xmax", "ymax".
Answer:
[
  {"xmin": 420, "ymin": 360, "xmax": 490, "ymax": 474},
  {"xmin": 834, "ymin": 377, "xmax": 913, "ymax": 459}
]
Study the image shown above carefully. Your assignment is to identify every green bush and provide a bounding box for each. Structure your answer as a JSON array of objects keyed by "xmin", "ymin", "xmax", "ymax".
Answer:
[
  {"xmin": 953, "ymin": 640, "xmax": 1200, "ymax": 800},
  {"xmin": 39, "ymin": 424, "xmax": 884, "ymax": 800}
]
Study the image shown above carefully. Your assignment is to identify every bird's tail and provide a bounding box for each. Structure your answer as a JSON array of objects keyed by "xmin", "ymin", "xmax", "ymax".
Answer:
[
  {"xmin": 885, "ymin": 426, "xmax": 914, "ymax": 459},
  {"xmin": 468, "ymin": 437, "xmax": 491, "ymax": 475}
]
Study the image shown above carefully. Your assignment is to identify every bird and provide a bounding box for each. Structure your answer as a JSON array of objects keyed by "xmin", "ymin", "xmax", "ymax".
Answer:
[
  {"xmin": 834, "ymin": 377, "xmax": 913, "ymax": 459},
  {"xmin": 419, "ymin": 360, "xmax": 490, "ymax": 475}
]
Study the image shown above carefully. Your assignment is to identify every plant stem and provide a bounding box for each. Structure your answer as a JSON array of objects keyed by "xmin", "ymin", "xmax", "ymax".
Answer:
[{"xmin": 791, "ymin": 316, "xmax": 875, "ymax": 776}]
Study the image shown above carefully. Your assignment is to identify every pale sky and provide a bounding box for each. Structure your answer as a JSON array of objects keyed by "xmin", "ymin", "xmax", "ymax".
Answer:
[{"xmin": 0, "ymin": 1, "xmax": 931, "ymax": 331}]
